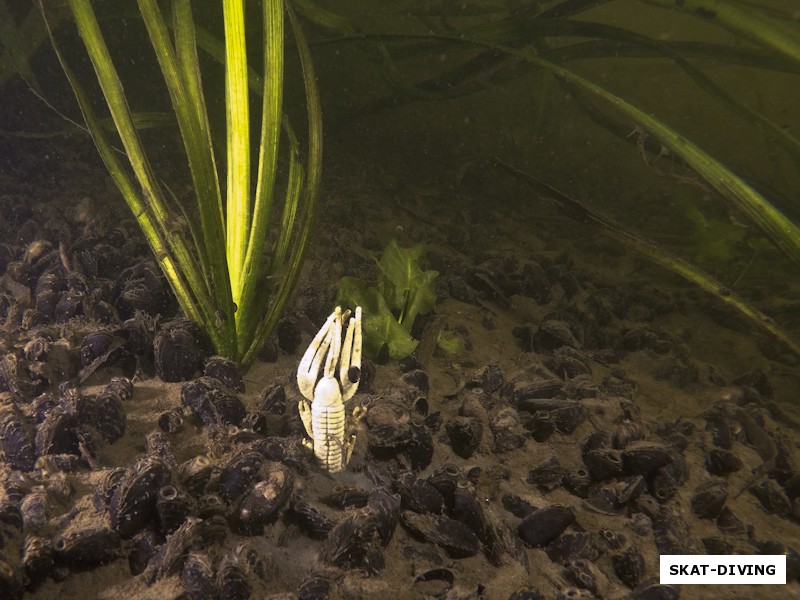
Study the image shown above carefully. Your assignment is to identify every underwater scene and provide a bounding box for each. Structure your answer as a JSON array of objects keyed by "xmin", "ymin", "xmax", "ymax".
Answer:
[{"xmin": 0, "ymin": 0, "xmax": 799, "ymax": 598}]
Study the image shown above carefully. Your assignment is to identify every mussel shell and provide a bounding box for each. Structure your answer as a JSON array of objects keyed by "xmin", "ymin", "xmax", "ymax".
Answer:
[
  {"xmin": 154, "ymin": 323, "xmax": 203, "ymax": 382},
  {"xmin": 452, "ymin": 481, "xmax": 490, "ymax": 543},
  {"xmin": 320, "ymin": 509, "xmax": 379, "ymax": 568},
  {"xmin": 182, "ymin": 552, "xmax": 217, "ymax": 600},
  {"xmin": 322, "ymin": 485, "xmax": 369, "ymax": 509},
  {"xmin": 546, "ymin": 531, "xmax": 603, "ymax": 566},
  {"xmin": 35, "ymin": 408, "xmax": 80, "ymax": 457},
  {"xmin": 426, "ymin": 464, "xmax": 460, "ymax": 511},
  {"xmin": 204, "ymin": 356, "xmax": 245, "ymax": 392},
  {"xmin": 565, "ymin": 558, "xmax": 604, "ymax": 595},
  {"xmin": 517, "ymin": 505, "xmax": 575, "ymax": 547},
  {"xmin": 236, "ymin": 467, "xmax": 293, "ymax": 535},
  {"xmin": 181, "ymin": 377, "xmax": 247, "ymax": 428},
  {"xmin": 705, "ymin": 448, "xmax": 743, "ymax": 476},
  {"xmin": 690, "ymin": 479, "xmax": 728, "ymax": 519},
  {"xmin": 109, "ymin": 456, "xmax": 171, "ymax": 538},
  {"xmin": 216, "ymin": 551, "xmax": 252, "ymax": 600},
  {"xmin": 177, "ymin": 455, "xmax": 215, "ymax": 497},
  {"xmin": 621, "ymin": 444, "xmax": 674, "ymax": 475},
  {"xmin": 612, "ymin": 546, "xmax": 646, "ymax": 589},
  {"xmin": 20, "ymin": 487, "xmax": 55, "ymax": 531},
  {"xmin": 80, "ymin": 331, "xmax": 114, "ymax": 366},
  {"xmin": 158, "ymin": 408, "xmax": 184, "ymax": 434},
  {"xmin": 583, "ymin": 448, "xmax": 623, "ymax": 481},
  {"xmin": 76, "ymin": 390, "xmax": 126, "ymax": 445},
  {"xmin": 751, "ymin": 478, "xmax": 792, "ymax": 516},
  {"xmin": 53, "ymin": 525, "xmax": 121, "ymax": 568},
  {"xmin": 258, "ymin": 383, "xmax": 286, "ymax": 415},
  {"xmin": 445, "ymin": 416, "xmax": 483, "ymax": 459},
  {"xmin": 367, "ymin": 488, "xmax": 401, "ymax": 546},
  {"xmin": 0, "ymin": 558, "xmax": 23, "ymax": 599},
  {"xmin": 156, "ymin": 485, "xmax": 193, "ymax": 534},
  {"xmin": 0, "ymin": 401, "xmax": 36, "ymax": 472},
  {"xmin": 613, "ymin": 421, "xmax": 647, "ymax": 449},
  {"xmin": 219, "ymin": 450, "xmax": 265, "ymax": 504},
  {"xmin": 527, "ymin": 456, "xmax": 565, "ymax": 491},
  {"xmin": 289, "ymin": 496, "xmax": 334, "ymax": 540},
  {"xmin": 401, "ymin": 510, "xmax": 482, "ymax": 558},
  {"xmin": 394, "ymin": 472, "xmax": 445, "ymax": 514},
  {"xmin": 298, "ymin": 570, "xmax": 331, "ymax": 600},
  {"xmin": 405, "ymin": 417, "xmax": 434, "ymax": 471},
  {"xmin": 563, "ymin": 468, "xmax": 593, "ymax": 498},
  {"xmin": 22, "ymin": 534, "xmax": 54, "ymax": 586}
]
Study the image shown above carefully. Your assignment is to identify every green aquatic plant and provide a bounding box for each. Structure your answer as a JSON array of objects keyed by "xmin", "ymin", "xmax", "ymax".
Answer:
[
  {"xmin": 304, "ymin": 0, "xmax": 800, "ymax": 354},
  {"xmin": 41, "ymin": 0, "xmax": 321, "ymax": 368},
  {"xmin": 337, "ymin": 239, "xmax": 438, "ymax": 360}
]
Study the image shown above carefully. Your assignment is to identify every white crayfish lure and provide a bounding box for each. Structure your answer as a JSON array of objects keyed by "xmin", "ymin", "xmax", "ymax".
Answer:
[{"xmin": 296, "ymin": 306, "xmax": 365, "ymax": 472}]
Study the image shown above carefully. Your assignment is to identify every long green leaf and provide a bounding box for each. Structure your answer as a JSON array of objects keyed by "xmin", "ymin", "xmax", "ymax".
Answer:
[
  {"xmin": 642, "ymin": 0, "xmax": 800, "ymax": 67},
  {"xmin": 241, "ymin": 0, "xmax": 322, "ymax": 367},
  {"xmin": 236, "ymin": 0, "xmax": 285, "ymax": 349},
  {"xmin": 222, "ymin": 0, "xmax": 250, "ymax": 304},
  {"xmin": 138, "ymin": 0, "xmax": 235, "ymax": 355}
]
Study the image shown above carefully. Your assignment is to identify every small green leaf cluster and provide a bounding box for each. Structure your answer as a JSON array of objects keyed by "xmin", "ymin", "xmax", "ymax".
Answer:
[{"xmin": 338, "ymin": 239, "xmax": 438, "ymax": 360}]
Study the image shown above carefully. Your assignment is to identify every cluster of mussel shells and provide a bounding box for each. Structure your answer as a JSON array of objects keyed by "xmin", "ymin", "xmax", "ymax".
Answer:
[{"xmin": 1, "ymin": 193, "xmax": 800, "ymax": 599}]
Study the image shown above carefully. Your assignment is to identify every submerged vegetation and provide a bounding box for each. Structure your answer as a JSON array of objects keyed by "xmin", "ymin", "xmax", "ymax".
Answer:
[
  {"xmin": 38, "ymin": 0, "xmax": 321, "ymax": 368},
  {"xmin": 1, "ymin": 0, "xmax": 797, "ymax": 357},
  {"xmin": 338, "ymin": 239, "xmax": 438, "ymax": 360}
]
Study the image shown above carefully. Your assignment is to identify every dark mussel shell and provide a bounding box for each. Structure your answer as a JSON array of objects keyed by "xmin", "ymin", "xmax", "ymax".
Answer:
[
  {"xmin": 445, "ymin": 415, "xmax": 483, "ymax": 459},
  {"xmin": 116, "ymin": 262, "xmax": 168, "ymax": 318},
  {"xmin": 546, "ymin": 531, "xmax": 603, "ymax": 566},
  {"xmin": 177, "ymin": 455, "xmax": 215, "ymax": 497},
  {"xmin": 20, "ymin": 487, "xmax": 55, "ymax": 531},
  {"xmin": 705, "ymin": 448, "xmax": 743, "ymax": 476},
  {"xmin": 0, "ymin": 401, "xmax": 36, "ymax": 472},
  {"xmin": 405, "ymin": 417, "xmax": 435, "ymax": 471},
  {"xmin": 527, "ymin": 456, "xmax": 565, "ymax": 492},
  {"xmin": 563, "ymin": 468, "xmax": 593, "ymax": 499},
  {"xmin": 109, "ymin": 456, "xmax": 171, "ymax": 538},
  {"xmin": 298, "ymin": 570, "xmax": 331, "ymax": 600},
  {"xmin": 182, "ymin": 552, "xmax": 217, "ymax": 600},
  {"xmin": 35, "ymin": 408, "xmax": 80, "ymax": 457},
  {"xmin": 204, "ymin": 356, "xmax": 245, "ymax": 392},
  {"xmin": 612, "ymin": 546, "xmax": 646, "ymax": 589},
  {"xmin": 395, "ymin": 471, "xmax": 445, "ymax": 515},
  {"xmin": 181, "ymin": 377, "xmax": 247, "ymax": 428},
  {"xmin": 79, "ymin": 330, "xmax": 115, "ymax": 367},
  {"xmin": 613, "ymin": 420, "xmax": 647, "ymax": 449},
  {"xmin": 583, "ymin": 448, "xmax": 623, "ymax": 481},
  {"xmin": 76, "ymin": 379, "xmax": 130, "ymax": 445},
  {"xmin": 401, "ymin": 510, "xmax": 482, "ymax": 558},
  {"xmin": 54, "ymin": 523, "xmax": 122, "ymax": 568},
  {"xmin": 154, "ymin": 320, "xmax": 204, "ymax": 382},
  {"xmin": 517, "ymin": 505, "xmax": 575, "ymax": 547},
  {"xmin": 621, "ymin": 444, "xmax": 674, "ymax": 476},
  {"xmin": 146, "ymin": 517, "xmax": 214, "ymax": 582},
  {"xmin": 322, "ymin": 485, "xmax": 369, "ymax": 509},
  {"xmin": 156, "ymin": 485, "xmax": 193, "ymax": 535},
  {"xmin": 320, "ymin": 509, "xmax": 379, "ymax": 569},
  {"xmin": 158, "ymin": 408, "xmax": 184, "ymax": 434},
  {"xmin": 22, "ymin": 534, "xmax": 54, "ymax": 586},
  {"xmin": 565, "ymin": 558, "xmax": 605, "ymax": 596},
  {"xmin": 289, "ymin": 496, "xmax": 334, "ymax": 540},
  {"xmin": 751, "ymin": 478, "xmax": 792, "ymax": 517},
  {"xmin": 216, "ymin": 549, "xmax": 252, "ymax": 600},
  {"xmin": 426, "ymin": 463, "xmax": 460, "ymax": 511},
  {"xmin": 690, "ymin": 479, "xmax": 728, "ymax": 519},
  {"xmin": 236, "ymin": 466, "xmax": 293, "ymax": 536},
  {"xmin": 259, "ymin": 383, "xmax": 286, "ymax": 415},
  {"xmin": 367, "ymin": 488, "xmax": 401, "ymax": 546},
  {"xmin": 219, "ymin": 450, "xmax": 265, "ymax": 504}
]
